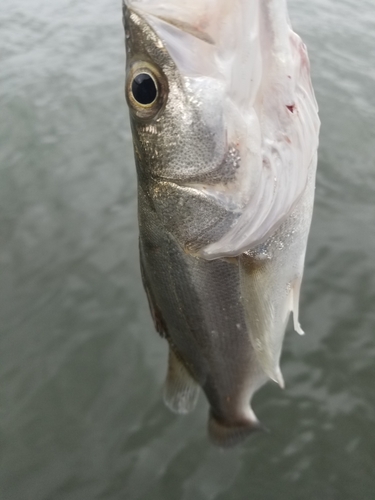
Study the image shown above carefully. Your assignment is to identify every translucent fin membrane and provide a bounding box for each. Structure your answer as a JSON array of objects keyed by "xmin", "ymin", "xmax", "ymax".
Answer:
[
  {"xmin": 239, "ymin": 253, "xmax": 291, "ymax": 386},
  {"xmin": 163, "ymin": 349, "xmax": 200, "ymax": 414}
]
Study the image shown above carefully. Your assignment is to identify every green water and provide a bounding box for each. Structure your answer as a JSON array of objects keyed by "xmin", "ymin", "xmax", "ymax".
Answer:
[{"xmin": 1, "ymin": 0, "xmax": 375, "ymax": 498}]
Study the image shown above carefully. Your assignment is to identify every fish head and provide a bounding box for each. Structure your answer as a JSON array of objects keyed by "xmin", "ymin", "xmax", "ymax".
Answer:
[
  {"xmin": 124, "ymin": 2, "xmax": 234, "ymax": 181},
  {"xmin": 124, "ymin": 0, "xmax": 319, "ymax": 252}
]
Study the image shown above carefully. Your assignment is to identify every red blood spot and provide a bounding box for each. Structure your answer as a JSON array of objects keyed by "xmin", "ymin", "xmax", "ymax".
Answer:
[{"xmin": 286, "ymin": 104, "xmax": 295, "ymax": 113}]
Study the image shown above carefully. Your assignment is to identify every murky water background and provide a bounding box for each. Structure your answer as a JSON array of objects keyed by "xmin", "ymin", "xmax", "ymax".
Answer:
[{"xmin": 1, "ymin": 0, "xmax": 375, "ymax": 498}]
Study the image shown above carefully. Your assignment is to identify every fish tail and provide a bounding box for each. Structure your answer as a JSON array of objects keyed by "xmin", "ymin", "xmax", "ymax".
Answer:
[{"xmin": 208, "ymin": 410, "xmax": 264, "ymax": 448}]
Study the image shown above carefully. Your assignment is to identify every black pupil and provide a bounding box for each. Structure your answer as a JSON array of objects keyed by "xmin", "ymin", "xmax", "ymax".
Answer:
[{"xmin": 131, "ymin": 73, "xmax": 157, "ymax": 105}]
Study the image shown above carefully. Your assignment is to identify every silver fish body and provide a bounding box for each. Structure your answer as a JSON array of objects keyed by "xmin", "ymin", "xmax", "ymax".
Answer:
[{"xmin": 123, "ymin": 0, "xmax": 320, "ymax": 446}]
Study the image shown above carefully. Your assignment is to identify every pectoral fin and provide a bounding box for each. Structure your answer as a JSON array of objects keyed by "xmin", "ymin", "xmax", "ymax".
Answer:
[{"xmin": 140, "ymin": 240, "xmax": 168, "ymax": 338}]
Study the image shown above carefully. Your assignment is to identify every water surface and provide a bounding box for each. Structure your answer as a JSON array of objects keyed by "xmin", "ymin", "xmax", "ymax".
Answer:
[{"xmin": 1, "ymin": 1, "xmax": 375, "ymax": 499}]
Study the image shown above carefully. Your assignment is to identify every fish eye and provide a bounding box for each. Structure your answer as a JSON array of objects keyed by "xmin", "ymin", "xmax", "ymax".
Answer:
[
  {"xmin": 131, "ymin": 72, "xmax": 157, "ymax": 106},
  {"xmin": 126, "ymin": 62, "xmax": 167, "ymax": 119}
]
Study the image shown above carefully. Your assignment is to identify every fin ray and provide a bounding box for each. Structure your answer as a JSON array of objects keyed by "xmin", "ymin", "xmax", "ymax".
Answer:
[
  {"xmin": 163, "ymin": 349, "xmax": 199, "ymax": 414},
  {"xmin": 239, "ymin": 254, "xmax": 290, "ymax": 387},
  {"xmin": 292, "ymin": 276, "xmax": 305, "ymax": 335}
]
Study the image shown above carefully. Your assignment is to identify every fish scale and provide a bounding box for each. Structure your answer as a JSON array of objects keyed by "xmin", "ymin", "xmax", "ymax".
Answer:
[
  {"xmin": 139, "ymin": 201, "xmax": 266, "ymax": 445},
  {"xmin": 123, "ymin": 0, "xmax": 320, "ymax": 446}
]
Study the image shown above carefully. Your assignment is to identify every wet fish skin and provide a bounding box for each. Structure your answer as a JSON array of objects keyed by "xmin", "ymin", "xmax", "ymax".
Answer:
[
  {"xmin": 123, "ymin": 1, "xmax": 320, "ymax": 446},
  {"xmin": 125, "ymin": 7, "xmax": 267, "ymax": 444},
  {"xmin": 138, "ymin": 193, "xmax": 267, "ymax": 446}
]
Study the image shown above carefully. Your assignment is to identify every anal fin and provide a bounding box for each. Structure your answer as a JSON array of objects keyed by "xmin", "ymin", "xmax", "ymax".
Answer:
[{"xmin": 163, "ymin": 349, "xmax": 199, "ymax": 414}]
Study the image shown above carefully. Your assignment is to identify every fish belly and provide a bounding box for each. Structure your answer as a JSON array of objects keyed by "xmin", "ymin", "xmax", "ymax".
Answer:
[{"xmin": 139, "ymin": 197, "xmax": 267, "ymax": 446}]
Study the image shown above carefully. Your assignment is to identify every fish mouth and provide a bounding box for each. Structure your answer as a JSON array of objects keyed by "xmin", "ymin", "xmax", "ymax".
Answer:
[
  {"xmin": 124, "ymin": 1, "xmax": 220, "ymax": 79},
  {"xmin": 124, "ymin": 1, "xmax": 214, "ymax": 44},
  {"xmin": 148, "ymin": 16, "xmax": 214, "ymax": 44}
]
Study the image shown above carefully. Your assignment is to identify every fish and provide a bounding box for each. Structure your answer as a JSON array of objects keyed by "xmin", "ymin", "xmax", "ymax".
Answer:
[{"xmin": 123, "ymin": 0, "xmax": 320, "ymax": 447}]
